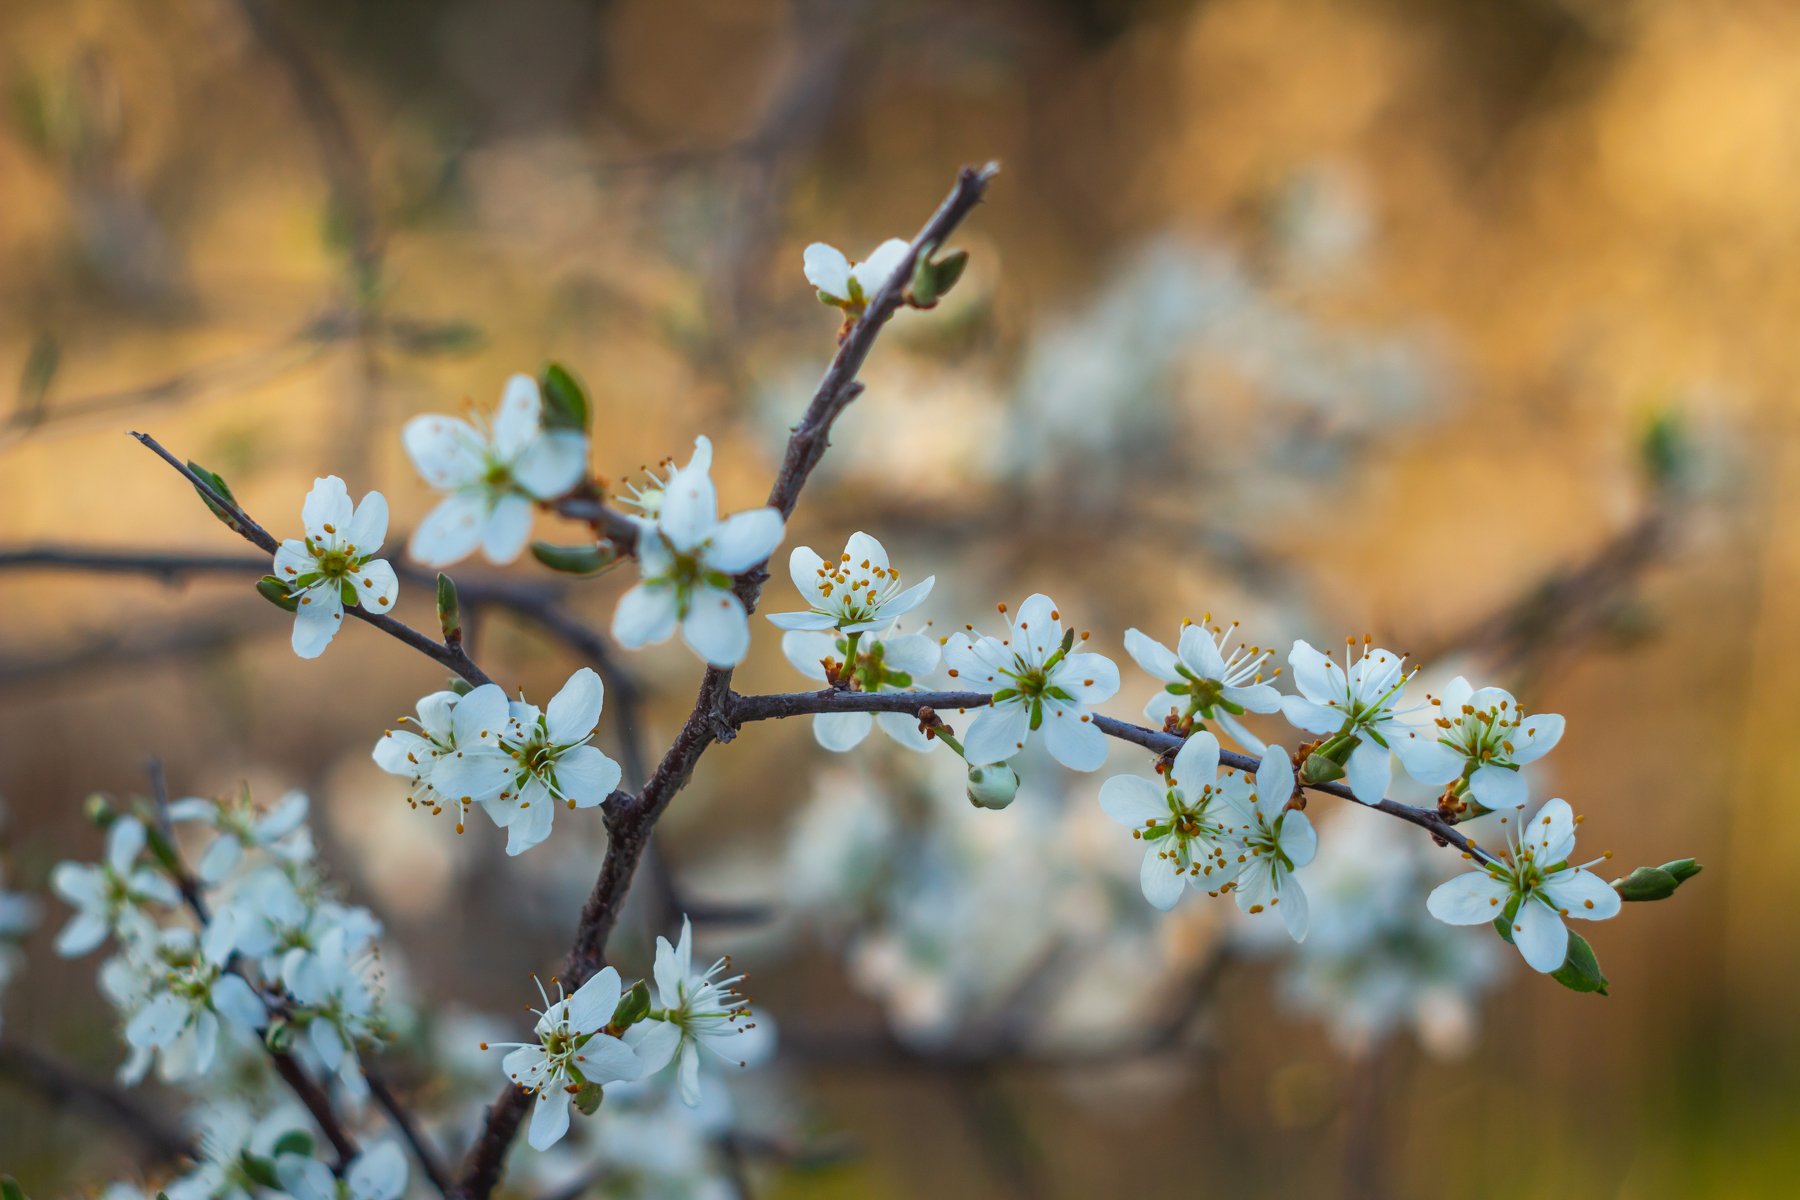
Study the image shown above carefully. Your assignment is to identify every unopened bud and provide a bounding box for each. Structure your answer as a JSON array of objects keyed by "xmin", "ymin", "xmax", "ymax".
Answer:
[{"xmin": 966, "ymin": 764, "xmax": 1021, "ymax": 810}]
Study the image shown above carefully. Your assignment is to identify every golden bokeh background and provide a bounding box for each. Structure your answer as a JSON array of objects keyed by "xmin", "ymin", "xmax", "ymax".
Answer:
[{"xmin": 2, "ymin": 0, "xmax": 1797, "ymax": 1195}]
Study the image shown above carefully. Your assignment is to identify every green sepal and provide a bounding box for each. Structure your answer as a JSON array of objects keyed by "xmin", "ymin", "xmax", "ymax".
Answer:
[
  {"xmin": 186, "ymin": 461, "xmax": 244, "ymax": 533},
  {"xmin": 1493, "ymin": 892, "xmax": 1522, "ymax": 943},
  {"xmin": 611, "ymin": 979, "xmax": 652, "ymax": 1029},
  {"xmin": 339, "ymin": 579, "xmax": 358, "ymax": 607},
  {"xmin": 437, "ymin": 573, "xmax": 462, "ymax": 643},
  {"xmin": 574, "ymin": 1081, "xmax": 605, "ymax": 1116},
  {"xmin": 263, "ymin": 1018, "xmax": 295, "ymax": 1053},
  {"xmin": 3, "ymin": 1174, "xmax": 29, "ymax": 1200},
  {"xmin": 1550, "ymin": 930, "xmax": 1609, "ymax": 995},
  {"xmin": 1661, "ymin": 858, "xmax": 1703, "ymax": 883},
  {"xmin": 529, "ymin": 540, "xmax": 622, "ymax": 576},
  {"xmin": 83, "ymin": 793, "xmax": 117, "ymax": 829},
  {"xmin": 1300, "ymin": 753, "xmax": 1346, "ymax": 785},
  {"xmin": 448, "ymin": 677, "xmax": 473, "ymax": 697},
  {"xmin": 239, "ymin": 1153, "xmax": 280, "ymax": 1189},
  {"xmin": 271, "ymin": 1130, "xmax": 314, "ymax": 1159},
  {"xmin": 257, "ymin": 576, "xmax": 299, "ymax": 612},
  {"xmin": 540, "ymin": 361, "xmax": 590, "ymax": 434}
]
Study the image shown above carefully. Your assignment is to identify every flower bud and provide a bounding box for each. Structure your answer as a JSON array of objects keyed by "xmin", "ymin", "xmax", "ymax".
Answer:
[
  {"xmin": 610, "ymin": 978, "xmax": 652, "ymax": 1030},
  {"xmin": 436, "ymin": 572, "xmax": 461, "ymax": 642},
  {"xmin": 1611, "ymin": 858, "xmax": 1702, "ymax": 901},
  {"xmin": 966, "ymin": 764, "xmax": 1021, "ymax": 810},
  {"xmin": 1299, "ymin": 752, "xmax": 1346, "ymax": 785}
]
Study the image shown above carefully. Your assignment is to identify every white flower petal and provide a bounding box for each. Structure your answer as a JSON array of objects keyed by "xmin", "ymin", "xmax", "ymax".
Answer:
[
  {"xmin": 681, "ymin": 587, "xmax": 750, "ymax": 668},
  {"xmin": 403, "ymin": 415, "xmax": 486, "ymax": 490},
  {"xmin": 813, "ymin": 711, "xmax": 873, "ymax": 752},
  {"xmin": 512, "ymin": 431, "xmax": 588, "ymax": 499},
  {"xmin": 612, "ymin": 582, "xmax": 680, "ymax": 649},
  {"xmin": 526, "ymin": 1088, "xmax": 572, "ymax": 1150},
  {"xmin": 1469, "ymin": 763, "xmax": 1528, "ymax": 810},
  {"xmin": 961, "ymin": 702, "xmax": 1030, "ymax": 765},
  {"xmin": 1039, "ymin": 707, "xmax": 1107, "ymax": 771},
  {"xmin": 480, "ymin": 494, "xmax": 535, "ymax": 564},
  {"xmin": 545, "ymin": 668, "xmax": 604, "ymax": 745},
  {"xmin": 802, "ymin": 243, "xmax": 852, "ymax": 299},
  {"xmin": 779, "ymin": 630, "xmax": 835, "ymax": 681},
  {"xmin": 1512, "ymin": 899, "xmax": 1570, "ymax": 973},
  {"xmin": 302, "ymin": 476, "xmax": 354, "ymax": 543},
  {"xmin": 1542, "ymin": 869, "xmax": 1622, "ymax": 922},
  {"xmin": 552, "ymin": 745, "xmax": 621, "ymax": 808},
  {"xmin": 1123, "ymin": 628, "xmax": 1178, "ymax": 681},
  {"xmin": 493, "ymin": 375, "xmax": 544, "ymax": 460},
  {"xmin": 291, "ymin": 586, "xmax": 345, "ymax": 659},
  {"xmin": 1425, "ymin": 871, "xmax": 1512, "ymax": 925},
  {"xmin": 702, "ymin": 508, "xmax": 784, "ymax": 575},
  {"xmin": 409, "ymin": 493, "xmax": 488, "ymax": 567},
  {"xmin": 1343, "ymin": 739, "xmax": 1391, "ymax": 805},
  {"xmin": 350, "ymin": 558, "xmax": 399, "ymax": 615},
  {"xmin": 1099, "ymin": 774, "xmax": 1166, "ymax": 827},
  {"xmin": 1140, "ymin": 847, "xmax": 1186, "ymax": 911}
]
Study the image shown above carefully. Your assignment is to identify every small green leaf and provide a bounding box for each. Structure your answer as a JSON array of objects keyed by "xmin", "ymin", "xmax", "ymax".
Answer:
[
  {"xmin": 910, "ymin": 247, "xmax": 968, "ymax": 308},
  {"xmin": 437, "ymin": 573, "xmax": 462, "ymax": 644},
  {"xmin": 1640, "ymin": 409, "xmax": 1690, "ymax": 490},
  {"xmin": 1493, "ymin": 893, "xmax": 1522, "ymax": 944},
  {"xmin": 186, "ymin": 461, "xmax": 244, "ymax": 533},
  {"xmin": 540, "ymin": 362, "xmax": 590, "ymax": 434},
  {"xmin": 84, "ymin": 793, "xmax": 117, "ymax": 829},
  {"xmin": 271, "ymin": 1130, "xmax": 314, "ymax": 1159},
  {"xmin": 239, "ymin": 1153, "xmax": 280, "ymax": 1189},
  {"xmin": 257, "ymin": 576, "xmax": 299, "ymax": 612},
  {"xmin": 529, "ymin": 540, "xmax": 621, "ymax": 576},
  {"xmin": 1550, "ymin": 930, "xmax": 1609, "ymax": 995},
  {"xmin": 1612, "ymin": 865, "xmax": 1679, "ymax": 902},
  {"xmin": 4, "ymin": 1173, "xmax": 31, "ymax": 1200},
  {"xmin": 263, "ymin": 1018, "xmax": 294, "ymax": 1053},
  {"xmin": 611, "ymin": 979, "xmax": 652, "ymax": 1029}
]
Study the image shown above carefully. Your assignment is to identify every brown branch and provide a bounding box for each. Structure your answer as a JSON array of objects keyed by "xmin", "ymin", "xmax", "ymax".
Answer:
[
  {"xmin": 0, "ymin": 1036, "xmax": 196, "ymax": 1163},
  {"xmin": 447, "ymin": 161, "xmax": 1000, "ymax": 1200},
  {"xmin": 368, "ymin": 1065, "xmax": 452, "ymax": 1195},
  {"xmin": 128, "ymin": 432, "xmax": 494, "ymax": 688},
  {"xmin": 724, "ymin": 689, "xmax": 1496, "ymax": 864}
]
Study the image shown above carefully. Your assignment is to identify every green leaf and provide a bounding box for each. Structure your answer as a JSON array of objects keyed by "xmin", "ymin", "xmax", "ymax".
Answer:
[
  {"xmin": 1550, "ymin": 930, "xmax": 1609, "ymax": 995},
  {"xmin": 4, "ymin": 1173, "xmax": 31, "ymax": 1200},
  {"xmin": 186, "ymin": 461, "xmax": 244, "ymax": 534},
  {"xmin": 239, "ymin": 1153, "xmax": 280, "ymax": 1189},
  {"xmin": 540, "ymin": 361, "xmax": 590, "ymax": 434},
  {"xmin": 271, "ymin": 1130, "xmax": 314, "ymax": 1159},
  {"xmin": 437, "ymin": 573, "xmax": 462, "ymax": 643},
  {"xmin": 909, "ymin": 247, "xmax": 969, "ymax": 308},
  {"xmin": 573, "ymin": 1080, "xmax": 605, "ymax": 1116},
  {"xmin": 12, "ymin": 333, "xmax": 58, "ymax": 431},
  {"xmin": 1640, "ymin": 408, "xmax": 1690, "ymax": 490},
  {"xmin": 263, "ymin": 1018, "xmax": 294, "ymax": 1054},
  {"xmin": 83, "ymin": 793, "xmax": 117, "ymax": 829},
  {"xmin": 256, "ymin": 576, "xmax": 299, "ymax": 612},
  {"xmin": 529, "ymin": 540, "xmax": 621, "ymax": 576},
  {"xmin": 611, "ymin": 979, "xmax": 652, "ymax": 1029}
]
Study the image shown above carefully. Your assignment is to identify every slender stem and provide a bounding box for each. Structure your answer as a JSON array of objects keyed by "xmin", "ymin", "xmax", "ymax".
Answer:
[
  {"xmin": 127, "ymin": 431, "xmax": 493, "ymax": 688},
  {"xmin": 368, "ymin": 1066, "xmax": 452, "ymax": 1195},
  {"xmin": 0, "ymin": 1036, "xmax": 196, "ymax": 1163}
]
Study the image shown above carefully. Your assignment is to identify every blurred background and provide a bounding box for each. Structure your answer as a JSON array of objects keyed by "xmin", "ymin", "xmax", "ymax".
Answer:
[{"xmin": 0, "ymin": 0, "xmax": 1794, "ymax": 1196}]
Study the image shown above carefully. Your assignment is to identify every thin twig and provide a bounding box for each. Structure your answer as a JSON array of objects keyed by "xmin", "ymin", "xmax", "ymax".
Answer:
[
  {"xmin": 0, "ymin": 1036, "xmax": 196, "ymax": 1163},
  {"xmin": 368, "ymin": 1065, "xmax": 452, "ymax": 1195},
  {"xmin": 127, "ymin": 432, "xmax": 494, "ymax": 688}
]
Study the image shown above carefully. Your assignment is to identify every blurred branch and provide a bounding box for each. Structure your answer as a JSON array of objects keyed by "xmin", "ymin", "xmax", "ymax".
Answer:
[
  {"xmin": 0, "ymin": 1036, "xmax": 195, "ymax": 1164},
  {"xmin": 448, "ymin": 162, "xmax": 1001, "ymax": 1200},
  {"xmin": 368, "ymin": 1066, "xmax": 452, "ymax": 1195}
]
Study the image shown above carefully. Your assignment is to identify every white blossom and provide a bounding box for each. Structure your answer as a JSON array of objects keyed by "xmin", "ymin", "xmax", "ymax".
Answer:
[
  {"xmin": 1216, "ymin": 744, "xmax": 1316, "ymax": 941},
  {"xmin": 1426, "ymin": 798, "xmax": 1621, "ymax": 972},
  {"xmin": 767, "ymin": 531, "xmax": 934, "ymax": 634},
  {"xmin": 780, "ymin": 625, "xmax": 939, "ymax": 751},
  {"xmin": 277, "ymin": 1141, "xmax": 407, "ymax": 1200},
  {"xmin": 611, "ymin": 436, "xmax": 784, "ymax": 668},
  {"xmin": 491, "ymin": 967, "xmax": 642, "ymax": 1151},
  {"xmin": 1280, "ymin": 637, "xmax": 1420, "ymax": 804},
  {"xmin": 163, "ymin": 1107, "xmax": 304, "ymax": 1200},
  {"xmin": 943, "ymin": 594, "xmax": 1120, "ymax": 770},
  {"xmin": 114, "ymin": 919, "xmax": 267, "ymax": 1083},
  {"xmin": 623, "ymin": 917, "xmax": 753, "ymax": 1106},
  {"xmin": 372, "ymin": 683, "xmax": 513, "ymax": 830},
  {"xmin": 803, "ymin": 239, "xmax": 909, "ymax": 311},
  {"xmin": 1123, "ymin": 617, "xmax": 1282, "ymax": 750},
  {"xmin": 1098, "ymin": 730, "xmax": 1239, "ymax": 910},
  {"xmin": 165, "ymin": 789, "xmax": 310, "ymax": 885},
  {"xmin": 272, "ymin": 476, "xmax": 398, "ymax": 659},
  {"xmin": 404, "ymin": 374, "xmax": 589, "ymax": 566},
  {"xmin": 285, "ymin": 925, "xmax": 385, "ymax": 1103},
  {"xmin": 51, "ymin": 816, "xmax": 178, "ymax": 956},
  {"xmin": 1393, "ymin": 676, "xmax": 1565, "ymax": 810}
]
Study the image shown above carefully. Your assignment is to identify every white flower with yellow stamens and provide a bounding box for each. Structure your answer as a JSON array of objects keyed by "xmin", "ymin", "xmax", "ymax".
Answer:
[
  {"xmin": 1098, "ymin": 730, "xmax": 1239, "ymax": 910},
  {"xmin": 1394, "ymin": 676, "xmax": 1565, "ymax": 810},
  {"xmin": 943, "ymin": 594, "xmax": 1120, "ymax": 771},
  {"xmin": 272, "ymin": 477, "xmax": 398, "ymax": 659},
  {"xmin": 781, "ymin": 625, "xmax": 940, "ymax": 751},
  {"xmin": 489, "ymin": 967, "xmax": 641, "ymax": 1151},
  {"xmin": 480, "ymin": 668, "xmax": 622, "ymax": 856},
  {"xmin": 623, "ymin": 916, "xmax": 754, "ymax": 1106},
  {"xmin": 372, "ymin": 684, "xmax": 513, "ymax": 831},
  {"xmin": 1125, "ymin": 615, "xmax": 1282, "ymax": 749},
  {"xmin": 803, "ymin": 239, "xmax": 910, "ymax": 313},
  {"xmin": 768, "ymin": 531, "xmax": 935, "ymax": 635},
  {"xmin": 1280, "ymin": 636, "xmax": 1422, "ymax": 804},
  {"xmin": 1426, "ymin": 797, "xmax": 1620, "ymax": 972},
  {"xmin": 1216, "ymin": 744, "xmax": 1316, "ymax": 941}
]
